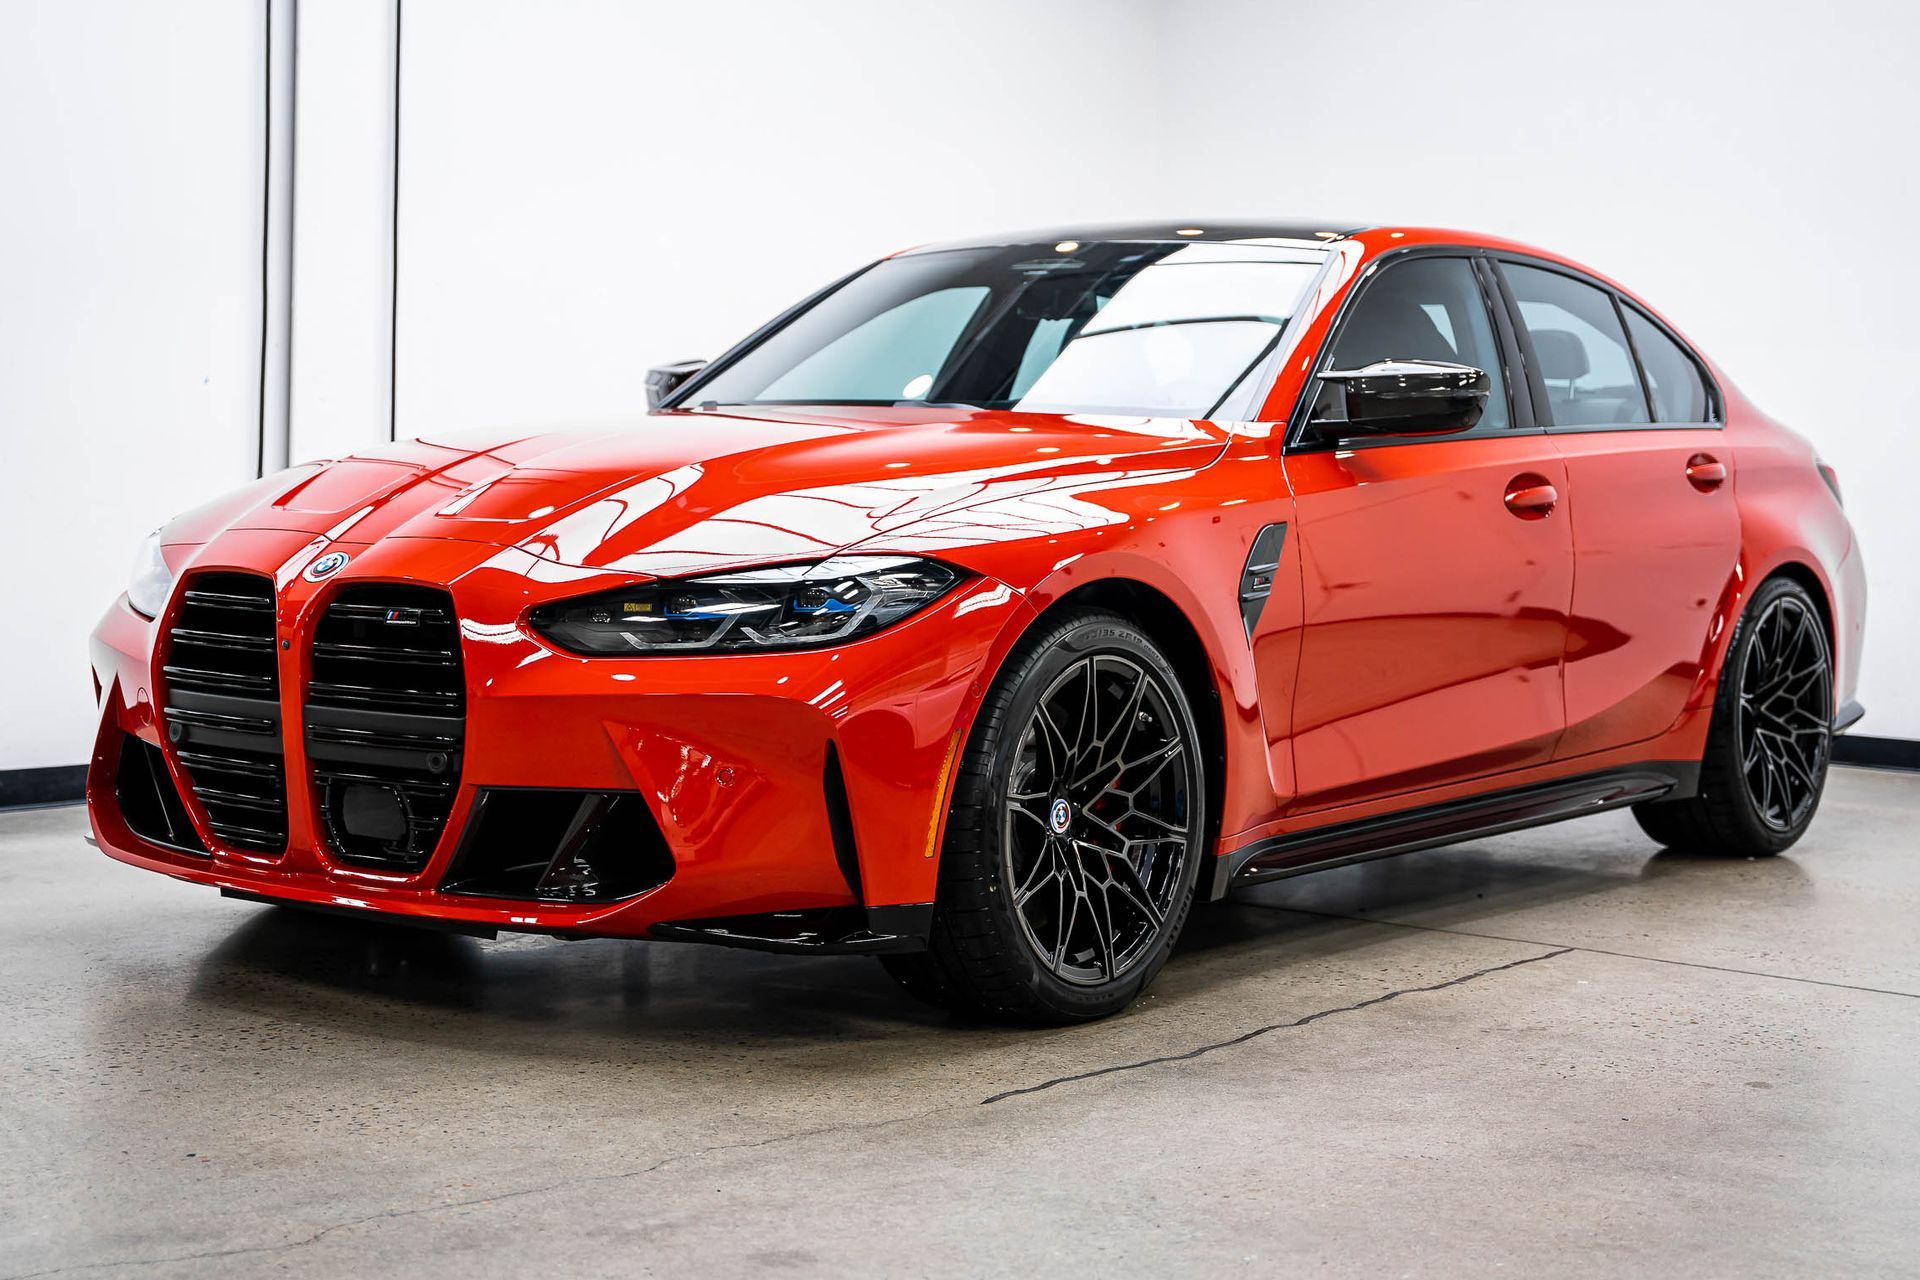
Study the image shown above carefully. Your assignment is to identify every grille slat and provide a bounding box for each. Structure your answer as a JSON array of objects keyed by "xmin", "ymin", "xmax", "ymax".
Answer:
[
  {"xmin": 306, "ymin": 679, "xmax": 460, "ymax": 713},
  {"xmin": 311, "ymin": 642, "xmax": 458, "ymax": 667},
  {"xmin": 160, "ymin": 572, "xmax": 288, "ymax": 856},
  {"xmin": 306, "ymin": 585, "xmax": 466, "ymax": 872},
  {"xmin": 163, "ymin": 663, "xmax": 276, "ymax": 695}
]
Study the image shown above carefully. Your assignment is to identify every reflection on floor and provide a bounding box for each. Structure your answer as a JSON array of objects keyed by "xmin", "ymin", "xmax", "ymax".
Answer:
[{"xmin": 1, "ymin": 766, "xmax": 1915, "ymax": 1277}]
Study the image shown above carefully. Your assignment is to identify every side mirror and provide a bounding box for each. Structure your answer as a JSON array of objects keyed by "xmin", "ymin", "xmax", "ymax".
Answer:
[
  {"xmin": 1310, "ymin": 359, "xmax": 1488, "ymax": 438},
  {"xmin": 646, "ymin": 359, "xmax": 707, "ymax": 410}
]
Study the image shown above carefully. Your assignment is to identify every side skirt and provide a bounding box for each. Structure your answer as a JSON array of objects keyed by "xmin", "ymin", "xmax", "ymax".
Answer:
[{"xmin": 1212, "ymin": 762, "xmax": 1700, "ymax": 897}]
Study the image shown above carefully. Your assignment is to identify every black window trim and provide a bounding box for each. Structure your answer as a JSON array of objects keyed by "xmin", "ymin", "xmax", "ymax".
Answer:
[
  {"xmin": 1283, "ymin": 244, "xmax": 1539, "ymax": 454},
  {"xmin": 1487, "ymin": 254, "xmax": 1722, "ymax": 434}
]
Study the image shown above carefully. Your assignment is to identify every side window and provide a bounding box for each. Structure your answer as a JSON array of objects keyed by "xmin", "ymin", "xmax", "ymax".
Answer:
[
  {"xmin": 1503, "ymin": 264, "xmax": 1649, "ymax": 427},
  {"xmin": 1314, "ymin": 256, "xmax": 1509, "ymax": 432},
  {"xmin": 1623, "ymin": 307, "xmax": 1712, "ymax": 422}
]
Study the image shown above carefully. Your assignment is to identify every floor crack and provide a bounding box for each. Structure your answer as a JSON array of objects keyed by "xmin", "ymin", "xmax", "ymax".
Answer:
[
  {"xmin": 979, "ymin": 945, "xmax": 1572, "ymax": 1105},
  {"xmin": 1251, "ymin": 904, "xmax": 1920, "ymax": 1001}
]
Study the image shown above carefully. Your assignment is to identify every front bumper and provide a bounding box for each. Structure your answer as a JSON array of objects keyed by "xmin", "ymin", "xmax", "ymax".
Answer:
[{"xmin": 86, "ymin": 538, "xmax": 1019, "ymax": 947}]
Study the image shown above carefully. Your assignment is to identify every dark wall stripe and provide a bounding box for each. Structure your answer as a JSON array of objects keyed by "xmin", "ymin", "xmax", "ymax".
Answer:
[
  {"xmin": 5, "ymin": 735, "xmax": 1912, "ymax": 813},
  {"xmin": 1831, "ymin": 735, "xmax": 1920, "ymax": 772},
  {"xmin": 255, "ymin": 0, "xmax": 272, "ymax": 478},
  {"xmin": 388, "ymin": 0, "xmax": 402, "ymax": 443},
  {"xmin": 1, "ymin": 766, "xmax": 87, "ymax": 810}
]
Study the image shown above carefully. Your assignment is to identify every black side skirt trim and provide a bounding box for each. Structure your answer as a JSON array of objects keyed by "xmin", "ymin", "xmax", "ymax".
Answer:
[{"xmin": 1211, "ymin": 762, "xmax": 1700, "ymax": 897}]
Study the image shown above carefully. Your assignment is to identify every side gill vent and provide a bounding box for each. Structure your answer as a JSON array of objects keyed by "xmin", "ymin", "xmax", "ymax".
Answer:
[
  {"xmin": 160, "ymin": 571, "xmax": 288, "ymax": 855},
  {"xmin": 1238, "ymin": 522, "xmax": 1288, "ymax": 639},
  {"xmin": 305, "ymin": 584, "xmax": 465, "ymax": 872}
]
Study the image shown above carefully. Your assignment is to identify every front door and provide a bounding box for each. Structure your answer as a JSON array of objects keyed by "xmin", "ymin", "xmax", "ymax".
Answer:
[{"xmin": 1281, "ymin": 254, "xmax": 1575, "ymax": 812}]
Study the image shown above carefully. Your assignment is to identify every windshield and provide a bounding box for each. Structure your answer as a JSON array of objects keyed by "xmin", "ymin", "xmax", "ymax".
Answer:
[{"xmin": 682, "ymin": 241, "xmax": 1326, "ymax": 419}]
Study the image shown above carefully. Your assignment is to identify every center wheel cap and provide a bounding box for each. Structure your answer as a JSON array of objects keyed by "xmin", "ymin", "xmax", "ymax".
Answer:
[{"xmin": 1048, "ymin": 798, "xmax": 1072, "ymax": 835}]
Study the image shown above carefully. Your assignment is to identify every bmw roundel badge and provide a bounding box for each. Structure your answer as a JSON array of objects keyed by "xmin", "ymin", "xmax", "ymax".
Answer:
[{"xmin": 303, "ymin": 550, "xmax": 351, "ymax": 582}]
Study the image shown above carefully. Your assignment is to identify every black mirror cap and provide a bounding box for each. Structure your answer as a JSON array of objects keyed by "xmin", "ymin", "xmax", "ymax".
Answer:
[
  {"xmin": 1310, "ymin": 359, "xmax": 1488, "ymax": 439},
  {"xmin": 646, "ymin": 359, "xmax": 708, "ymax": 411}
]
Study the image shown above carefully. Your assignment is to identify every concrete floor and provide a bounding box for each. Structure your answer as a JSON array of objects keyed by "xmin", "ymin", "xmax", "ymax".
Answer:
[{"xmin": 1, "ymin": 768, "xmax": 1916, "ymax": 1279}]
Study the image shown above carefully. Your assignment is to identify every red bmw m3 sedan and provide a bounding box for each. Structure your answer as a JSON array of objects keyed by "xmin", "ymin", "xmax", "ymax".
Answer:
[{"xmin": 88, "ymin": 222, "xmax": 1865, "ymax": 1023}]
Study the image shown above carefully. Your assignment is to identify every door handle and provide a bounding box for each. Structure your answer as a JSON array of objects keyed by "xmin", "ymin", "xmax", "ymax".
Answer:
[
  {"xmin": 1503, "ymin": 473, "xmax": 1559, "ymax": 520},
  {"xmin": 1686, "ymin": 453, "xmax": 1727, "ymax": 491}
]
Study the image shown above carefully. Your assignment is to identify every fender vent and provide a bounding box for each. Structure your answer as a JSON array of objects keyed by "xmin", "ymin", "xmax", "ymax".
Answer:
[
  {"xmin": 306, "ymin": 585, "xmax": 465, "ymax": 871},
  {"xmin": 1238, "ymin": 522, "xmax": 1288, "ymax": 639},
  {"xmin": 159, "ymin": 571, "xmax": 288, "ymax": 855}
]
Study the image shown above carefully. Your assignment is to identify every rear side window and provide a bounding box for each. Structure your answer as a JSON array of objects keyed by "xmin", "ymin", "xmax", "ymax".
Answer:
[
  {"xmin": 1503, "ymin": 264, "xmax": 1649, "ymax": 427},
  {"xmin": 1623, "ymin": 307, "xmax": 1712, "ymax": 422}
]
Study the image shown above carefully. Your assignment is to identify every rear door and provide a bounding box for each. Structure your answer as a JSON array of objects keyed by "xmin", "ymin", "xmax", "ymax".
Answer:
[
  {"xmin": 1281, "ymin": 253, "xmax": 1575, "ymax": 812},
  {"xmin": 1492, "ymin": 260, "xmax": 1738, "ymax": 759}
]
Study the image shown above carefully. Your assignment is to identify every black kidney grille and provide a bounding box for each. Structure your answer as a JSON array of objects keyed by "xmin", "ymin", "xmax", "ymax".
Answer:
[
  {"xmin": 305, "ymin": 585, "xmax": 465, "ymax": 871},
  {"xmin": 159, "ymin": 572, "xmax": 288, "ymax": 855}
]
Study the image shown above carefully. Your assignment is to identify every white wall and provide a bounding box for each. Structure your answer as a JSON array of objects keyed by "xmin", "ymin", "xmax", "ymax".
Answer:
[
  {"xmin": 391, "ymin": 0, "xmax": 1170, "ymax": 441},
  {"xmin": 1155, "ymin": 0, "xmax": 1920, "ymax": 738},
  {"xmin": 289, "ymin": 0, "xmax": 399, "ymax": 464},
  {"xmin": 0, "ymin": 1, "xmax": 266, "ymax": 771}
]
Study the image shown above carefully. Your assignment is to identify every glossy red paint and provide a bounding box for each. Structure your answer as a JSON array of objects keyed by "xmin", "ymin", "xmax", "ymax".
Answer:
[{"xmin": 86, "ymin": 224, "xmax": 1865, "ymax": 948}]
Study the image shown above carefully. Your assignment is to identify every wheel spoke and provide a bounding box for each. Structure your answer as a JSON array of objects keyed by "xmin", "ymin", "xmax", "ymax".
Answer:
[
  {"xmin": 1013, "ymin": 839, "xmax": 1060, "ymax": 907},
  {"xmin": 1104, "ymin": 847, "xmax": 1166, "ymax": 931},
  {"xmin": 1084, "ymin": 872, "xmax": 1118, "ymax": 978}
]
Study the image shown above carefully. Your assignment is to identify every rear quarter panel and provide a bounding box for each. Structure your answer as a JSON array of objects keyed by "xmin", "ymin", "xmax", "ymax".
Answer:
[{"xmin": 1724, "ymin": 384, "xmax": 1864, "ymax": 708}]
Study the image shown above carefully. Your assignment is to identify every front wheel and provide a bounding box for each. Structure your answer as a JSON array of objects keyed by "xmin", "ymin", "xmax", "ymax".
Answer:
[
  {"xmin": 1633, "ymin": 576, "xmax": 1833, "ymax": 856},
  {"xmin": 881, "ymin": 609, "xmax": 1206, "ymax": 1024}
]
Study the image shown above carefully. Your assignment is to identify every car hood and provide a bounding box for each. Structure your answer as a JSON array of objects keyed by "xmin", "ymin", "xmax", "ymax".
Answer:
[{"xmin": 167, "ymin": 406, "xmax": 1231, "ymax": 579}]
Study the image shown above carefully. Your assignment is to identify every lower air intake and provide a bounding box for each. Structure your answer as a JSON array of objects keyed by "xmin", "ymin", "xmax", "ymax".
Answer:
[
  {"xmin": 115, "ymin": 733, "xmax": 208, "ymax": 855},
  {"xmin": 440, "ymin": 789, "xmax": 675, "ymax": 904}
]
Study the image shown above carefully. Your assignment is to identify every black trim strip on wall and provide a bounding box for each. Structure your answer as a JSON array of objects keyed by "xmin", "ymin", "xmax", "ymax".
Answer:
[
  {"xmin": 255, "ymin": 0, "xmax": 273, "ymax": 478},
  {"xmin": 0, "ymin": 766, "xmax": 88, "ymax": 810},
  {"xmin": 387, "ymin": 0, "xmax": 402, "ymax": 443},
  {"xmin": 1831, "ymin": 735, "xmax": 1920, "ymax": 772},
  {"xmin": 3, "ymin": 734, "xmax": 1915, "ymax": 813}
]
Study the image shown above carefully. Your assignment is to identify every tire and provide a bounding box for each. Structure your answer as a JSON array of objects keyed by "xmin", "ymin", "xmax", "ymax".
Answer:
[
  {"xmin": 1632, "ymin": 576, "xmax": 1833, "ymax": 856},
  {"xmin": 880, "ymin": 608, "xmax": 1207, "ymax": 1024}
]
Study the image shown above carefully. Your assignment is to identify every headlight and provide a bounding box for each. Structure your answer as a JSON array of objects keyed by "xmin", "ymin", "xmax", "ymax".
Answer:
[
  {"xmin": 528, "ymin": 555, "xmax": 964, "ymax": 655},
  {"xmin": 126, "ymin": 530, "xmax": 175, "ymax": 619}
]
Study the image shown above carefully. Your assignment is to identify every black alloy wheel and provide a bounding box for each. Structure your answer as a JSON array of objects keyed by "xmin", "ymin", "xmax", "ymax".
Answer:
[
  {"xmin": 1002, "ymin": 654, "xmax": 1193, "ymax": 987},
  {"xmin": 880, "ymin": 609, "xmax": 1206, "ymax": 1023},
  {"xmin": 1735, "ymin": 591, "xmax": 1832, "ymax": 831},
  {"xmin": 1634, "ymin": 576, "xmax": 1833, "ymax": 856}
]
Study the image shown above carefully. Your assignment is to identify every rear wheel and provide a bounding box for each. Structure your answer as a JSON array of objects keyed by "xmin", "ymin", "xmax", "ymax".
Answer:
[
  {"xmin": 880, "ymin": 609, "xmax": 1205, "ymax": 1024},
  {"xmin": 1633, "ymin": 576, "xmax": 1832, "ymax": 856}
]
